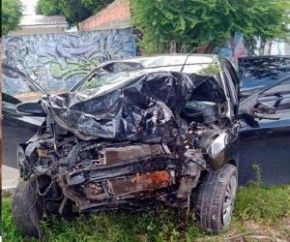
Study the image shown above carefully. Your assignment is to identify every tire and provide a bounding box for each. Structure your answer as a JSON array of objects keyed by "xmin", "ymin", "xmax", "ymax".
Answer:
[
  {"xmin": 12, "ymin": 178, "xmax": 44, "ymax": 238},
  {"xmin": 195, "ymin": 163, "xmax": 238, "ymax": 234}
]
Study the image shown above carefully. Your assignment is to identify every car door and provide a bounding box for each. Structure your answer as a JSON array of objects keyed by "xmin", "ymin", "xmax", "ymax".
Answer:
[
  {"xmin": 2, "ymin": 93, "xmax": 43, "ymax": 169},
  {"xmin": 238, "ymin": 77, "xmax": 290, "ymax": 185}
]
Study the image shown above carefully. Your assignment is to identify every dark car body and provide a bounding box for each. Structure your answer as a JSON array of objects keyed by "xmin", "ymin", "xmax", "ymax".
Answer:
[
  {"xmin": 2, "ymin": 93, "xmax": 43, "ymax": 169},
  {"xmin": 238, "ymin": 55, "xmax": 290, "ymax": 99},
  {"xmin": 238, "ymin": 56, "xmax": 290, "ymax": 185}
]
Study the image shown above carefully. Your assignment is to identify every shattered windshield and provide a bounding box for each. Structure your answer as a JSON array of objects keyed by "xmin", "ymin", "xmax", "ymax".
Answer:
[
  {"xmin": 42, "ymin": 56, "xmax": 227, "ymax": 141},
  {"xmin": 79, "ymin": 59, "xmax": 221, "ymax": 92}
]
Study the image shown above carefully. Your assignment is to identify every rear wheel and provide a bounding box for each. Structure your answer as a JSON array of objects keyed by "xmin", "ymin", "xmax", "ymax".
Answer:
[
  {"xmin": 12, "ymin": 177, "xmax": 44, "ymax": 238},
  {"xmin": 195, "ymin": 163, "xmax": 238, "ymax": 233}
]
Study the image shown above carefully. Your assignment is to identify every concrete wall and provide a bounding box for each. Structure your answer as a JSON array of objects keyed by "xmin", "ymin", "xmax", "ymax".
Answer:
[
  {"xmin": 79, "ymin": 0, "xmax": 130, "ymax": 31},
  {"xmin": 2, "ymin": 28, "xmax": 136, "ymax": 94},
  {"xmin": 9, "ymin": 25, "xmax": 67, "ymax": 36}
]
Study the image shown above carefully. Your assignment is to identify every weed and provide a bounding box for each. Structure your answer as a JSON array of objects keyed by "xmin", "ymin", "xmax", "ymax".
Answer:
[
  {"xmin": 251, "ymin": 163, "xmax": 263, "ymax": 186},
  {"xmin": 234, "ymin": 164, "xmax": 290, "ymax": 222}
]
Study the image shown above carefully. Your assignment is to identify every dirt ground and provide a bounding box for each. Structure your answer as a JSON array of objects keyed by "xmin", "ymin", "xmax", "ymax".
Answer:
[{"xmin": 196, "ymin": 218, "xmax": 290, "ymax": 242}]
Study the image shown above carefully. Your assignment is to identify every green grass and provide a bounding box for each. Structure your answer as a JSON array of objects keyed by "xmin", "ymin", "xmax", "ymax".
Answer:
[
  {"xmin": 235, "ymin": 185, "xmax": 290, "ymax": 222},
  {"xmin": 3, "ymin": 185, "xmax": 290, "ymax": 242}
]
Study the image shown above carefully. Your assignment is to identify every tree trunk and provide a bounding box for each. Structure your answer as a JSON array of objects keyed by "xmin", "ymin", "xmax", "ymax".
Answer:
[
  {"xmin": 204, "ymin": 43, "xmax": 215, "ymax": 53},
  {"xmin": 169, "ymin": 41, "xmax": 177, "ymax": 53},
  {"xmin": 259, "ymin": 39, "xmax": 266, "ymax": 55}
]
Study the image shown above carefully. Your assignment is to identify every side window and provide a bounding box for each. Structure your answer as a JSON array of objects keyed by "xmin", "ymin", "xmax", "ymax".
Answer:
[{"xmin": 258, "ymin": 78, "xmax": 290, "ymax": 111}]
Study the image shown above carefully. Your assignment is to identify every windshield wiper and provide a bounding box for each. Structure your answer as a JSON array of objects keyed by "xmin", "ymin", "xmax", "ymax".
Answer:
[
  {"xmin": 69, "ymin": 61, "xmax": 144, "ymax": 92},
  {"xmin": 69, "ymin": 66, "xmax": 102, "ymax": 92}
]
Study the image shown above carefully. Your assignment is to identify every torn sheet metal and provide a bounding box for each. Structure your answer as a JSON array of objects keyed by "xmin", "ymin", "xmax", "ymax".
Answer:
[{"xmin": 41, "ymin": 71, "xmax": 226, "ymax": 142}]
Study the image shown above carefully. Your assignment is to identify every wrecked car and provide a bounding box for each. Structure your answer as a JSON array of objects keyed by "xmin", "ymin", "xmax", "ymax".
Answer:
[{"xmin": 9, "ymin": 55, "xmax": 277, "ymax": 237}]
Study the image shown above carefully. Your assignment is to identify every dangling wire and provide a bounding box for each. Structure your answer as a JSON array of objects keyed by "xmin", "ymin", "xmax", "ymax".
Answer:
[{"xmin": 51, "ymin": 121, "xmax": 57, "ymax": 150}]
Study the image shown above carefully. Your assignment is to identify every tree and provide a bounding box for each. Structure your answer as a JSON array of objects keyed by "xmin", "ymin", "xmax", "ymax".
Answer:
[
  {"xmin": 2, "ymin": 0, "xmax": 23, "ymax": 36},
  {"xmin": 36, "ymin": 0, "xmax": 113, "ymax": 26},
  {"xmin": 130, "ymin": 0, "xmax": 290, "ymax": 54}
]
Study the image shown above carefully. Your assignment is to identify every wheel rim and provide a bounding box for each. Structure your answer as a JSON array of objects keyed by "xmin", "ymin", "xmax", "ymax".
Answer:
[{"xmin": 222, "ymin": 174, "xmax": 237, "ymax": 226}]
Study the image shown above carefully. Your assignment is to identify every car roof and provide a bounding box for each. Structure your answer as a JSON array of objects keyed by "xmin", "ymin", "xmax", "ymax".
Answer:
[
  {"xmin": 117, "ymin": 54, "xmax": 218, "ymax": 66},
  {"xmin": 121, "ymin": 53, "xmax": 218, "ymax": 60}
]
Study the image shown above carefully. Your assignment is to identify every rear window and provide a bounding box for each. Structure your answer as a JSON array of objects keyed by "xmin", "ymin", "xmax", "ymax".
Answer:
[{"xmin": 238, "ymin": 56, "xmax": 290, "ymax": 90}]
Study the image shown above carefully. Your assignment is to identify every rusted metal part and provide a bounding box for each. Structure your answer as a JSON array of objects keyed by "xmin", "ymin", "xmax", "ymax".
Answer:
[
  {"xmin": 104, "ymin": 144, "xmax": 167, "ymax": 164},
  {"xmin": 135, "ymin": 171, "xmax": 171, "ymax": 189},
  {"xmin": 37, "ymin": 148, "xmax": 48, "ymax": 158},
  {"xmin": 108, "ymin": 171, "xmax": 171, "ymax": 197},
  {"xmin": 84, "ymin": 182, "xmax": 110, "ymax": 201}
]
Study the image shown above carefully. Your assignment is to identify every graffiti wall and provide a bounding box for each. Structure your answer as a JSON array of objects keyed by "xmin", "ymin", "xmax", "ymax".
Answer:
[
  {"xmin": 217, "ymin": 32, "xmax": 289, "ymax": 67},
  {"xmin": 216, "ymin": 32, "xmax": 249, "ymax": 66},
  {"xmin": 2, "ymin": 28, "xmax": 136, "ymax": 94}
]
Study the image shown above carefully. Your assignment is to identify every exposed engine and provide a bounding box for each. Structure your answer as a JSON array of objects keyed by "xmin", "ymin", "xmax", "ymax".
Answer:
[{"xmin": 18, "ymin": 117, "xmax": 235, "ymax": 213}]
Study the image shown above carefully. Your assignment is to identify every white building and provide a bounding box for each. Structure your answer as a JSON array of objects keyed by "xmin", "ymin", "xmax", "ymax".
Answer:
[{"xmin": 9, "ymin": 0, "xmax": 67, "ymax": 36}]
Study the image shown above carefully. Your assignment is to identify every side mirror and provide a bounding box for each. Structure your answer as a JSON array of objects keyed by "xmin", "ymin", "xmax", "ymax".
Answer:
[
  {"xmin": 16, "ymin": 102, "xmax": 46, "ymax": 117},
  {"xmin": 255, "ymin": 103, "xmax": 276, "ymax": 114},
  {"xmin": 238, "ymin": 102, "xmax": 281, "ymax": 128},
  {"xmin": 252, "ymin": 102, "xmax": 281, "ymax": 120}
]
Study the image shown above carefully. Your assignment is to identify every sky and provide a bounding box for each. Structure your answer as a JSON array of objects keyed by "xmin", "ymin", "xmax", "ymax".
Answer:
[{"xmin": 21, "ymin": 0, "xmax": 38, "ymax": 16}]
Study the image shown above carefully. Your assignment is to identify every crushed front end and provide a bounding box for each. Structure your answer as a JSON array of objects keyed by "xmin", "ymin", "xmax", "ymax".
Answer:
[{"xmin": 17, "ymin": 70, "xmax": 237, "ymax": 214}]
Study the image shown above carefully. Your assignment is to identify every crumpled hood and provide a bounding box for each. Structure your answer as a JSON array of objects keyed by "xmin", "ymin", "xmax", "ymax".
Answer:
[{"xmin": 41, "ymin": 71, "xmax": 222, "ymax": 142}]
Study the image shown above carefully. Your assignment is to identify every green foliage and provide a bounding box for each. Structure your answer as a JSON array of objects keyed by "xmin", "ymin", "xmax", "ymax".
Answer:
[
  {"xmin": 130, "ymin": 0, "xmax": 290, "ymax": 54},
  {"xmin": 2, "ymin": 0, "xmax": 23, "ymax": 36},
  {"xmin": 36, "ymin": 0, "xmax": 113, "ymax": 25}
]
